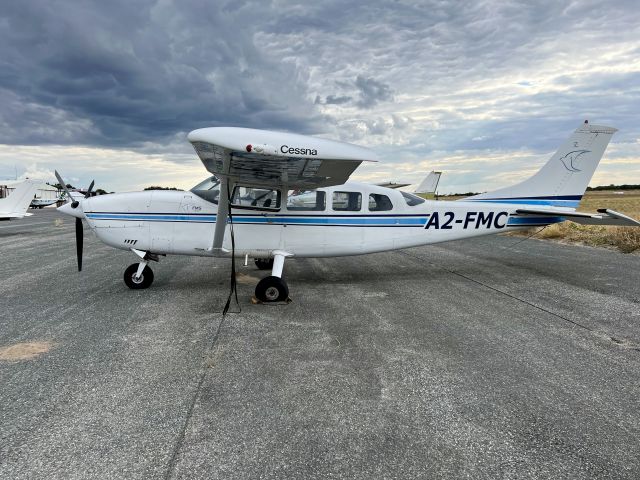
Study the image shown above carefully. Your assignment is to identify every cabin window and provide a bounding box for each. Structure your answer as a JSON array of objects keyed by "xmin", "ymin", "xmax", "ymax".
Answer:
[
  {"xmin": 368, "ymin": 194, "xmax": 393, "ymax": 211},
  {"xmin": 231, "ymin": 186, "xmax": 281, "ymax": 210},
  {"xmin": 332, "ymin": 191, "xmax": 362, "ymax": 211},
  {"xmin": 401, "ymin": 191, "xmax": 425, "ymax": 206},
  {"xmin": 286, "ymin": 190, "xmax": 326, "ymax": 211},
  {"xmin": 190, "ymin": 176, "xmax": 220, "ymax": 204}
]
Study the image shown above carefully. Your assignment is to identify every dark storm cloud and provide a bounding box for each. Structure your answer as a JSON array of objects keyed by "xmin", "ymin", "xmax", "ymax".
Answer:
[
  {"xmin": 313, "ymin": 76, "xmax": 393, "ymax": 109},
  {"xmin": 265, "ymin": 0, "xmax": 640, "ymax": 153},
  {"xmin": 0, "ymin": 0, "xmax": 325, "ymax": 147},
  {"xmin": 324, "ymin": 95, "xmax": 353, "ymax": 105},
  {"xmin": 354, "ymin": 75, "xmax": 393, "ymax": 109}
]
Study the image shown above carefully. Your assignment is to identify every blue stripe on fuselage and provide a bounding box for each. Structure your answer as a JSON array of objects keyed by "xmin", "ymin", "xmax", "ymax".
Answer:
[
  {"xmin": 507, "ymin": 216, "xmax": 564, "ymax": 226},
  {"xmin": 85, "ymin": 212, "xmax": 564, "ymax": 228},
  {"xmin": 86, "ymin": 213, "xmax": 217, "ymax": 222},
  {"xmin": 235, "ymin": 216, "xmax": 427, "ymax": 226},
  {"xmin": 84, "ymin": 212, "xmax": 429, "ymax": 226},
  {"xmin": 469, "ymin": 199, "xmax": 580, "ymax": 207},
  {"xmin": 467, "ymin": 195, "xmax": 582, "ymax": 208}
]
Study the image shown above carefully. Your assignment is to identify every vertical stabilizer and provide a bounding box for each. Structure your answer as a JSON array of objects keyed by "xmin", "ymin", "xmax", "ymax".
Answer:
[
  {"xmin": 415, "ymin": 171, "xmax": 442, "ymax": 194},
  {"xmin": 0, "ymin": 180, "xmax": 39, "ymax": 217},
  {"xmin": 467, "ymin": 122, "xmax": 617, "ymax": 208}
]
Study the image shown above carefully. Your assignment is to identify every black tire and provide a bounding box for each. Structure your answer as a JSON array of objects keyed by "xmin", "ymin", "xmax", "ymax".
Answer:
[
  {"xmin": 124, "ymin": 263, "xmax": 154, "ymax": 289},
  {"xmin": 255, "ymin": 276, "xmax": 289, "ymax": 302},
  {"xmin": 255, "ymin": 258, "xmax": 274, "ymax": 270}
]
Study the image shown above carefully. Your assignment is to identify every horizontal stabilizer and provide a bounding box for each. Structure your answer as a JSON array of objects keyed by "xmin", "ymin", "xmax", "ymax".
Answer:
[
  {"xmin": 376, "ymin": 182, "xmax": 411, "ymax": 189},
  {"xmin": 515, "ymin": 208, "xmax": 640, "ymax": 227}
]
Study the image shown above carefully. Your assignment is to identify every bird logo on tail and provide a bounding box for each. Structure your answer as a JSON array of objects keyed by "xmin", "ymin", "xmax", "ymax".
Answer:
[{"xmin": 559, "ymin": 150, "xmax": 590, "ymax": 172}]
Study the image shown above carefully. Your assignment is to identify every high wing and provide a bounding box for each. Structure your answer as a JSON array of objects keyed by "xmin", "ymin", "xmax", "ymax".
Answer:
[
  {"xmin": 515, "ymin": 207, "xmax": 640, "ymax": 226},
  {"xmin": 188, "ymin": 127, "xmax": 377, "ymax": 189},
  {"xmin": 187, "ymin": 127, "xmax": 378, "ymax": 252}
]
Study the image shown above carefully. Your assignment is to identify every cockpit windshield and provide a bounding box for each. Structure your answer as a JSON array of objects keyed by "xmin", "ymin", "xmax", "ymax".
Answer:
[{"xmin": 190, "ymin": 176, "xmax": 220, "ymax": 204}]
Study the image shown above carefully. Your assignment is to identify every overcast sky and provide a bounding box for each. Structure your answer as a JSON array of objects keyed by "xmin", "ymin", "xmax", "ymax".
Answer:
[{"xmin": 1, "ymin": 0, "xmax": 639, "ymax": 193}]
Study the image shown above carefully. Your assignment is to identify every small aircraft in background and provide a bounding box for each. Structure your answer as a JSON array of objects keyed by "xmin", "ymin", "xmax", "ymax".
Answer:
[
  {"xmin": 414, "ymin": 171, "xmax": 442, "ymax": 199},
  {"xmin": 0, "ymin": 180, "xmax": 39, "ymax": 220},
  {"xmin": 57, "ymin": 121, "xmax": 640, "ymax": 303},
  {"xmin": 374, "ymin": 181, "xmax": 412, "ymax": 189},
  {"xmin": 30, "ymin": 197, "xmax": 62, "ymax": 209},
  {"xmin": 376, "ymin": 170, "xmax": 442, "ymax": 199}
]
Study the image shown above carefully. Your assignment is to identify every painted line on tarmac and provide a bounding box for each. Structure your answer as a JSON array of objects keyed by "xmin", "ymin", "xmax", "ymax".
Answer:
[
  {"xmin": 163, "ymin": 312, "xmax": 230, "ymax": 480},
  {"xmin": 397, "ymin": 249, "xmax": 592, "ymax": 329},
  {"xmin": 396, "ymin": 249, "xmax": 640, "ymax": 352}
]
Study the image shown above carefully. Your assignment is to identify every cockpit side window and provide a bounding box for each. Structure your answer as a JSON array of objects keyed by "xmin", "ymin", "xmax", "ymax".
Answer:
[
  {"xmin": 190, "ymin": 176, "xmax": 220, "ymax": 204},
  {"xmin": 231, "ymin": 186, "xmax": 281, "ymax": 211},
  {"xmin": 332, "ymin": 191, "xmax": 362, "ymax": 211},
  {"xmin": 287, "ymin": 190, "xmax": 326, "ymax": 211},
  {"xmin": 401, "ymin": 191, "xmax": 426, "ymax": 206},
  {"xmin": 368, "ymin": 194, "xmax": 393, "ymax": 211}
]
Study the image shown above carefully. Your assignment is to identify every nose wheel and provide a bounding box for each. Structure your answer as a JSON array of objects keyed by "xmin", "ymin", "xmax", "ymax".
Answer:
[{"xmin": 124, "ymin": 263, "xmax": 154, "ymax": 289}]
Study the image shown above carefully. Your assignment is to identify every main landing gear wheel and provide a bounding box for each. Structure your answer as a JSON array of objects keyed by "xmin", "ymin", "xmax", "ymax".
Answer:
[
  {"xmin": 124, "ymin": 263, "xmax": 154, "ymax": 289},
  {"xmin": 255, "ymin": 276, "xmax": 289, "ymax": 302},
  {"xmin": 255, "ymin": 258, "xmax": 274, "ymax": 270}
]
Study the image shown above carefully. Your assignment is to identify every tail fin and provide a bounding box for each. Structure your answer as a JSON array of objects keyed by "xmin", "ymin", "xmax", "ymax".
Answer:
[
  {"xmin": 467, "ymin": 121, "xmax": 617, "ymax": 208},
  {"xmin": 0, "ymin": 180, "xmax": 39, "ymax": 217},
  {"xmin": 415, "ymin": 171, "xmax": 442, "ymax": 194}
]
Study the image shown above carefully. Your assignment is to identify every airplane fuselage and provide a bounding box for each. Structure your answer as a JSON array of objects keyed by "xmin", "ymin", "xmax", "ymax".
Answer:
[
  {"xmin": 78, "ymin": 182, "xmax": 561, "ymax": 258},
  {"xmin": 54, "ymin": 122, "xmax": 636, "ymax": 301},
  {"xmin": 30, "ymin": 199, "xmax": 58, "ymax": 208}
]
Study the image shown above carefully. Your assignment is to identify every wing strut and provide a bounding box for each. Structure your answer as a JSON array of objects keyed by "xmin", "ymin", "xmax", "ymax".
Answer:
[
  {"xmin": 210, "ymin": 152, "xmax": 233, "ymax": 254},
  {"xmin": 212, "ymin": 179, "xmax": 230, "ymax": 253}
]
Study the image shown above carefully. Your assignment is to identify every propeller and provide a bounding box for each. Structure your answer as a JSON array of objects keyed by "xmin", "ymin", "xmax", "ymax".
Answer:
[
  {"xmin": 77, "ymin": 180, "xmax": 95, "ymax": 271},
  {"xmin": 85, "ymin": 180, "xmax": 95, "ymax": 198},
  {"xmin": 75, "ymin": 217, "xmax": 83, "ymax": 271},
  {"xmin": 55, "ymin": 170, "xmax": 88, "ymax": 272}
]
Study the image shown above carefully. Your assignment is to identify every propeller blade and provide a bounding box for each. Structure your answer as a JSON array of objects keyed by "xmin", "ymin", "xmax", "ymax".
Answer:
[
  {"xmin": 55, "ymin": 170, "xmax": 72, "ymax": 198},
  {"xmin": 85, "ymin": 180, "xmax": 95, "ymax": 198},
  {"xmin": 55, "ymin": 170, "xmax": 79, "ymax": 207},
  {"xmin": 75, "ymin": 217, "xmax": 83, "ymax": 272}
]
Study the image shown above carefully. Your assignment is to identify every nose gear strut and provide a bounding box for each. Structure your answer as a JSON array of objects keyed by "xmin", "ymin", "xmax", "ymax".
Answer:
[{"xmin": 254, "ymin": 250, "xmax": 291, "ymax": 302}]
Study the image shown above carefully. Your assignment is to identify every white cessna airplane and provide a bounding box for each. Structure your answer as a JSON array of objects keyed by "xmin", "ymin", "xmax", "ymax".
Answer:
[
  {"xmin": 31, "ymin": 197, "xmax": 61, "ymax": 209},
  {"xmin": 0, "ymin": 179, "xmax": 39, "ymax": 220},
  {"xmin": 57, "ymin": 121, "xmax": 639, "ymax": 303}
]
